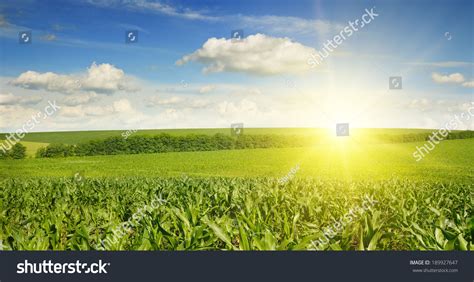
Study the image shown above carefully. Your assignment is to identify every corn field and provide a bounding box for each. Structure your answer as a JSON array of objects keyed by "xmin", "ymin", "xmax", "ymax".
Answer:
[{"xmin": 0, "ymin": 177, "xmax": 472, "ymax": 250}]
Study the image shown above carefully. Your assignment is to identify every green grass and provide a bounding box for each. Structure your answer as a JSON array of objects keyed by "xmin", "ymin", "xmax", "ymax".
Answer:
[
  {"xmin": 1, "ymin": 139, "xmax": 472, "ymax": 182},
  {"xmin": 0, "ymin": 128, "xmax": 436, "ymax": 145},
  {"xmin": 0, "ymin": 130, "xmax": 472, "ymax": 251}
]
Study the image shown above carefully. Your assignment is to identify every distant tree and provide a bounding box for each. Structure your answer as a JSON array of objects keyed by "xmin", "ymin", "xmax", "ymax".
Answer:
[
  {"xmin": 0, "ymin": 148, "xmax": 8, "ymax": 159},
  {"xmin": 36, "ymin": 147, "xmax": 46, "ymax": 158},
  {"xmin": 38, "ymin": 143, "xmax": 73, "ymax": 158},
  {"xmin": 10, "ymin": 143, "xmax": 27, "ymax": 159}
]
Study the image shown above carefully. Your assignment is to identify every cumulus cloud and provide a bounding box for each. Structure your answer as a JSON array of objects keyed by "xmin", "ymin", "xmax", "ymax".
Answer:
[
  {"xmin": 0, "ymin": 93, "xmax": 20, "ymax": 105},
  {"xmin": 59, "ymin": 106, "xmax": 85, "ymax": 118},
  {"xmin": 62, "ymin": 92, "xmax": 99, "ymax": 106},
  {"xmin": 176, "ymin": 33, "xmax": 316, "ymax": 75},
  {"xmin": 408, "ymin": 98, "xmax": 434, "ymax": 112},
  {"xmin": 146, "ymin": 95, "xmax": 211, "ymax": 109},
  {"xmin": 431, "ymin": 72, "xmax": 465, "ymax": 84},
  {"xmin": 0, "ymin": 93, "xmax": 42, "ymax": 105},
  {"xmin": 146, "ymin": 96, "xmax": 183, "ymax": 107},
  {"xmin": 408, "ymin": 99, "xmax": 472, "ymax": 113},
  {"xmin": 59, "ymin": 98, "xmax": 135, "ymax": 118},
  {"xmin": 10, "ymin": 62, "xmax": 138, "ymax": 94},
  {"xmin": 217, "ymin": 99, "xmax": 259, "ymax": 115},
  {"xmin": 112, "ymin": 99, "xmax": 134, "ymax": 113},
  {"xmin": 199, "ymin": 85, "xmax": 216, "ymax": 94},
  {"xmin": 81, "ymin": 63, "xmax": 138, "ymax": 94},
  {"xmin": 462, "ymin": 81, "xmax": 474, "ymax": 88},
  {"xmin": 0, "ymin": 105, "xmax": 35, "ymax": 129},
  {"xmin": 10, "ymin": 71, "xmax": 81, "ymax": 94}
]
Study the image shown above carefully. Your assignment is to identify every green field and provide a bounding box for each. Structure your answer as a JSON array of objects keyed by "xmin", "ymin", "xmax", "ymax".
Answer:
[
  {"xmin": 0, "ymin": 127, "xmax": 435, "ymax": 145},
  {"xmin": 0, "ymin": 129, "xmax": 472, "ymax": 251},
  {"xmin": 1, "ymin": 139, "xmax": 473, "ymax": 181}
]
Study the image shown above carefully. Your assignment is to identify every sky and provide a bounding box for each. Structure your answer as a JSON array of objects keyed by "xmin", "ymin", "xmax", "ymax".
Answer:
[{"xmin": 0, "ymin": 0, "xmax": 473, "ymax": 132}]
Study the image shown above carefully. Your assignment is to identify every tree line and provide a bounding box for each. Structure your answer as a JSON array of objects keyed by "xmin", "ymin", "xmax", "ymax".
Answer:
[
  {"xmin": 33, "ymin": 130, "xmax": 474, "ymax": 158},
  {"xmin": 374, "ymin": 130, "xmax": 474, "ymax": 143},
  {"xmin": 35, "ymin": 134, "xmax": 317, "ymax": 158}
]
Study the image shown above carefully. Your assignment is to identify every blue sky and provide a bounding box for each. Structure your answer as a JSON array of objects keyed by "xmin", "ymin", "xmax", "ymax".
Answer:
[{"xmin": 0, "ymin": 0, "xmax": 472, "ymax": 132}]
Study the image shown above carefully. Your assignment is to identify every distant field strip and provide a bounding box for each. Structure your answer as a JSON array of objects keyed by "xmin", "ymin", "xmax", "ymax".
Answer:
[
  {"xmin": 2, "ymin": 139, "xmax": 472, "ymax": 182},
  {"xmin": 0, "ymin": 128, "xmax": 464, "ymax": 145},
  {"xmin": 32, "ymin": 130, "xmax": 474, "ymax": 158}
]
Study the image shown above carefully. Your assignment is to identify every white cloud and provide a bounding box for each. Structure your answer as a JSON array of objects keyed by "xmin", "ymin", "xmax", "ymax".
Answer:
[
  {"xmin": 217, "ymin": 99, "xmax": 259, "ymax": 115},
  {"xmin": 113, "ymin": 99, "xmax": 134, "ymax": 113},
  {"xmin": 86, "ymin": 0, "xmax": 217, "ymax": 20},
  {"xmin": 84, "ymin": 1, "xmax": 341, "ymax": 37},
  {"xmin": 462, "ymin": 81, "xmax": 474, "ymax": 88},
  {"xmin": 0, "ymin": 93, "xmax": 20, "ymax": 105},
  {"xmin": 10, "ymin": 71, "xmax": 81, "ymax": 94},
  {"xmin": 10, "ymin": 62, "xmax": 138, "ymax": 94},
  {"xmin": 407, "ymin": 99, "xmax": 472, "ymax": 113},
  {"xmin": 0, "ymin": 93, "xmax": 42, "ymax": 105},
  {"xmin": 408, "ymin": 61, "xmax": 473, "ymax": 68},
  {"xmin": 81, "ymin": 62, "xmax": 138, "ymax": 94},
  {"xmin": 239, "ymin": 15, "xmax": 341, "ymax": 36},
  {"xmin": 59, "ymin": 106, "xmax": 85, "ymax": 118},
  {"xmin": 59, "ymin": 98, "xmax": 135, "ymax": 118},
  {"xmin": 407, "ymin": 98, "xmax": 436, "ymax": 112},
  {"xmin": 0, "ymin": 105, "xmax": 35, "ymax": 129},
  {"xmin": 431, "ymin": 72, "xmax": 465, "ymax": 84},
  {"xmin": 19, "ymin": 95, "xmax": 43, "ymax": 105},
  {"xmin": 146, "ymin": 95, "xmax": 212, "ymax": 109},
  {"xmin": 51, "ymin": 23, "xmax": 72, "ymax": 31},
  {"xmin": 199, "ymin": 85, "xmax": 216, "ymax": 94},
  {"xmin": 62, "ymin": 92, "xmax": 99, "ymax": 106},
  {"xmin": 146, "ymin": 96, "xmax": 183, "ymax": 107},
  {"xmin": 177, "ymin": 34, "xmax": 316, "ymax": 75}
]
